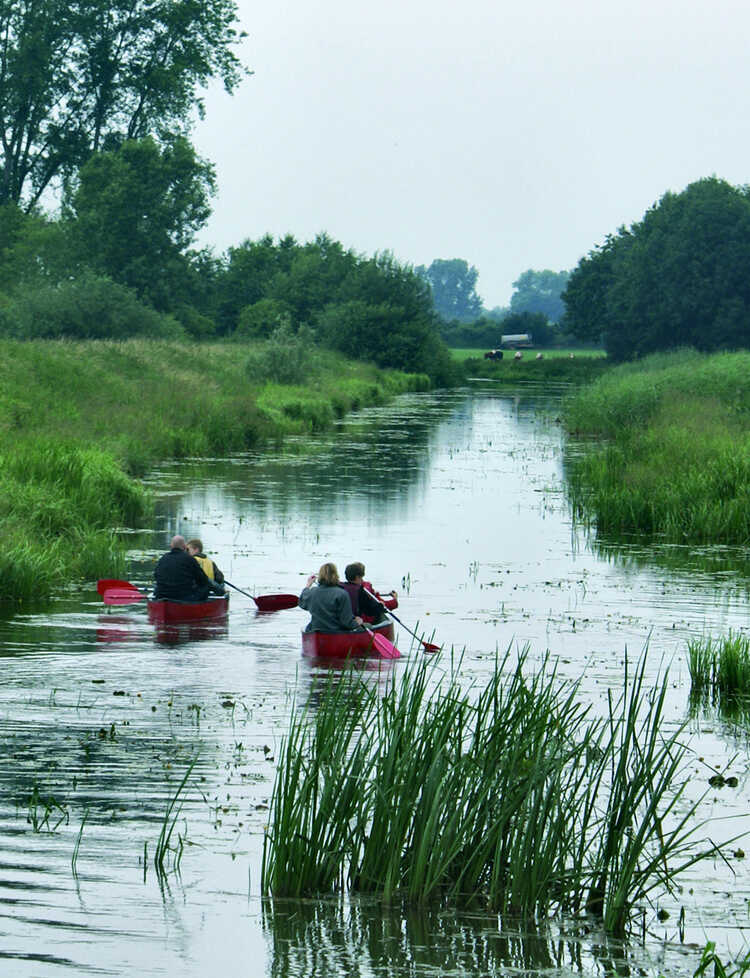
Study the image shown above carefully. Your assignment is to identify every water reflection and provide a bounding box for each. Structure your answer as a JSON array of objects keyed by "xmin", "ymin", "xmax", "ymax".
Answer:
[{"xmin": 262, "ymin": 898, "xmax": 669, "ymax": 978}]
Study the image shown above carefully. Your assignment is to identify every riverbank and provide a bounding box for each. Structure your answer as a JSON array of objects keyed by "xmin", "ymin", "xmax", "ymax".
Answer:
[
  {"xmin": 0, "ymin": 339, "xmax": 429, "ymax": 602},
  {"xmin": 563, "ymin": 349, "xmax": 750, "ymax": 541},
  {"xmin": 458, "ymin": 350, "xmax": 610, "ymax": 384}
]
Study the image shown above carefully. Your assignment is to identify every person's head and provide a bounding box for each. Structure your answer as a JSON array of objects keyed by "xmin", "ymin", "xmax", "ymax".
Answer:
[
  {"xmin": 186, "ymin": 538, "xmax": 203, "ymax": 556},
  {"xmin": 170, "ymin": 535, "xmax": 186, "ymax": 551},
  {"xmin": 344, "ymin": 562, "xmax": 366, "ymax": 584},
  {"xmin": 317, "ymin": 562, "xmax": 339, "ymax": 586}
]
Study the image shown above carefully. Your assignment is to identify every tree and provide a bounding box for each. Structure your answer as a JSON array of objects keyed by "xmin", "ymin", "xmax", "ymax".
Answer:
[
  {"xmin": 563, "ymin": 178, "xmax": 750, "ymax": 360},
  {"xmin": 416, "ymin": 258, "xmax": 483, "ymax": 322},
  {"xmin": 69, "ymin": 136, "xmax": 216, "ymax": 309},
  {"xmin": 510, "ymin": 269, "xmax": 570, "ymax": 322},
  {"xmin": 0, "ymin": 0, "xmax": 245, "ymax": 208}
]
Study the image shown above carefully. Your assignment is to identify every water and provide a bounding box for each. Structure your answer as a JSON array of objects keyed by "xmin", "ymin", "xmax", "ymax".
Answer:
[{"xmin": 1, "ymin": 382, "xmax": 750, "ymax": 976}]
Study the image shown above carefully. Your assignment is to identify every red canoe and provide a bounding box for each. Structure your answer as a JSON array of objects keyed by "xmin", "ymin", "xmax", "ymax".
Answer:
[
  {"xmin": 147, "ymin": 594, "xmax": 230, "ymax": 624},
  {"xmin": 301, "ymin": 621, "xmax": 395, "ymax": 659}
]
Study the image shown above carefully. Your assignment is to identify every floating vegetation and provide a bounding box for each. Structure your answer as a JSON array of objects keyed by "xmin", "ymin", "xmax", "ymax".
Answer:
[{"xmin": 262, "ymin": 650, "xmax": 711, "ymax": 937}]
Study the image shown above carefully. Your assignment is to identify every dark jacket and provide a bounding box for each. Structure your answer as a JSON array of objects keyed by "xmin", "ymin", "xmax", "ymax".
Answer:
[
  {"xmin": 299, "ymin": 583, "xmax": 359, "ymax": 632},
  {"xmin": 340, "ymin": 582, "xmax": 384, "ymax": 622},
  {"xmin": 154, "ymin": 547, "xmax": 211, "ymax": 602}
]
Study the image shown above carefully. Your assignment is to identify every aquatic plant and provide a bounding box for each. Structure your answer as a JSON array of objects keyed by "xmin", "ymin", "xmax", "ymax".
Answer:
[
  {"xmin": 154, "ymin": 756, "xmax": 198, "ymax": 876},
  {"xmin": 261, "ymin": 650, "xmax": 710, "ymax": 936},
  {"xmin": 687, "ymin": 632, "xmax": 750, "ymax": 703},
  {"xmin": 26, "ymin": 784, "xmax": 70, "ymax": 832}
]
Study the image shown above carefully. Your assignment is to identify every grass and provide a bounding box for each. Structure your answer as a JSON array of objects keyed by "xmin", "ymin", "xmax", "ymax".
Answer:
[
  {"xmin": 564, "ymin": 350, "xmax": 750, "ymax": 542},
  {"xmin": 687, "ymin": 632, "xmax": 750, "ymax": 706},
  {"xmin": 262, "ymin": 649, "xmax": 709, "ymax": 937},
  {"xmin": 0, "ymin": 338, "xmax": 427, "ymax": 602},
  {"xmin": 450, "ymin": 347, "xmax": 606, "ymax": 361}
]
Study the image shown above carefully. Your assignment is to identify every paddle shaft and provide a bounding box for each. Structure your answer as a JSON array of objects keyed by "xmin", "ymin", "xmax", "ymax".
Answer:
[{"xmin": 372, "ymin": 597, "xmax": 440, "ymax": 653}]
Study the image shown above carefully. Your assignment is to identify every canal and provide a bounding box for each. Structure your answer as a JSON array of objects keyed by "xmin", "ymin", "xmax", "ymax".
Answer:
[{"xmin": 1, "ymin": 381, "xmax": 749, "ymax": 976}]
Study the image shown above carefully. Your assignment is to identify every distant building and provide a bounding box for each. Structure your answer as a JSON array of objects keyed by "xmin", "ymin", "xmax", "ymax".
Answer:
[{"xmin": 501, "ymin": 333, "xmax": 533, "ymax": 349}]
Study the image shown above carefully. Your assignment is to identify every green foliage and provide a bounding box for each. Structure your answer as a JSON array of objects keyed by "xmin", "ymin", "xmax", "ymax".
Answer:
[
  {"xmin": 502, "ymin": 310, "xmax": 561, "ymax": 347},
  {"xmin": 440, "ymin": 316, "xmax": 503, "ymax": 348},
  {"xmin": 245, "ymin": 322, "xmax": 320, "ymax": 385},
  {"xmin": 0, "ymin": 0, "xmax": 245, "ymax": 208},
  {"xmin": 415, "ymin": 258, "xmax": 483, "ymax": 322},
  {"xmin": 0, "ymin": 271, "xmax": 185, "ymax": 340},
  {"xmin": 564, "ymin": 350, "xmax": 750, "ymax": 542},
  {"xmin": 564, "ymin": 177, "xmax": 750, "ymax": 360},
  {"xmin": 262, "ymin": 651, "xmax": 707, "ymax": 937},
  {"xmin": 510, "ymin": 269, "xmax": 570, "ymax": 322},
  {"xmin": 68, "ymin": 137, "xmax": 216, "ymax": 310},
  {"xmin": 236, "ymin": 298, "xmax": 292, "ymax": 339}
]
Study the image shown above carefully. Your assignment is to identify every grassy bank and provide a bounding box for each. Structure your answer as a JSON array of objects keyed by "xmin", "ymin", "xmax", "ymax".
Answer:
[
  {"xmin": 563, "ymin": 349, "xmax": 750, "ymax": 541},
  {"xmin": 0, "ymin": 339, "xmax": 428, "ymax": 602}
]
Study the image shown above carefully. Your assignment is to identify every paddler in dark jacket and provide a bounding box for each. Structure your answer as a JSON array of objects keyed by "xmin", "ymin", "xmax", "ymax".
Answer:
[
  {"xmin": 153, "ymin": 535, "xmax": 212, "ymax": 602},
  {"xmin": 186, "ymin": 538, "xmax": 225, "ymax": 594},
  {"xmin": 340, "ymin": 562, "xmax": 397, "ymax": 623},
  {"xmin": 299, "ymin": 562, "xmax": 363, "ymax": 632}
]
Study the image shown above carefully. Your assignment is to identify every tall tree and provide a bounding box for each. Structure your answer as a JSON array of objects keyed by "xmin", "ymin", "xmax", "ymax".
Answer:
[
  {"xmin": 0, "ymin": 0, "xmax": 245, "ymax": 208},
  {"xmin": 69, "ymin": 135, "xmax": 216, "ymax": 309},
  {"xmin": 416, "ymin": 258, "xmax": 483, "ymax": 322},
  {"xmin": 510, "ymin": 269, "xmax": 569, "ymax": 322}
]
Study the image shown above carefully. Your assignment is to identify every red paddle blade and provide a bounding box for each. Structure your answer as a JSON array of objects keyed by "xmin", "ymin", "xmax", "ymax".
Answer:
[
  {"xmin": 370, "ymin": 630, "xmax": 401, "ymax": 660},
  {"xmin": 253, "ymin": 593, "xmax": 299, "ymax": 612},
  {"xmin": 97, "ymin": 578, "xmax": 139, "ymax": 597},
  {"xmin": 422, "ymin": 642, "xmax": 441, "ymax": 654},
  {"xmin": 100, "ymin": 587, "xmax": 146, "ymax": 605}
]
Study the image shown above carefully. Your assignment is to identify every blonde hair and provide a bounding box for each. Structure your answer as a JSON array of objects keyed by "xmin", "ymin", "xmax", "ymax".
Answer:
[
  {"xmin": 317, "ymin": 562, "xmax": 339, "ymax": 586},
  {"xmin": 186, "ymin": 538, "xmax": 203, "ymax": 553}
]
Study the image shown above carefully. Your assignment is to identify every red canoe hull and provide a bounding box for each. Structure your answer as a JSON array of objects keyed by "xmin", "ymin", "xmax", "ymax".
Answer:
[
  {"xmin": 147, "ymin": 595, "xmax": 230, "ymax": 624},
  {"xmin": 301, "ymin": 622, "xmax": 395, "ymax": 658}
]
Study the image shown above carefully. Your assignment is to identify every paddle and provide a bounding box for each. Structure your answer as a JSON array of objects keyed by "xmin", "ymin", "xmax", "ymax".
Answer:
[
  {"xmin": 369, "ymin": 592, "xmax": 441, "ymax": 654},
  {"xmin": 363, "ymin": 624, "xmax": 401, "ymax": 660},
  {"xmin": 224, "ymin": 580, "xmax": 298, "ymax": 612},
  {"xmin": 97, "ymin": 579, "xmax": 147, "ymax": 605}
]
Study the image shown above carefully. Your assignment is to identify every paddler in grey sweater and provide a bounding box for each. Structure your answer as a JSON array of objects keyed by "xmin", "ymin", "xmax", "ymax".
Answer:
[{"xmin": 299, "ymin": 562, "xmax": 364, "ymax": 632}]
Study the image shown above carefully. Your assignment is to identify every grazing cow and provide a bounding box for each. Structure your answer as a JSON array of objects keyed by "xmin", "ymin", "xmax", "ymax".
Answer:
[
  {"xmin": 484, "ymin": 349, "xmax": 503, "ymax": 361},
  {"xmin": 513, "ymin": 351, "xmax": 522, "ymax": 361},
  {"xmin": 535, "ymin": 352, "xmax": 544, "ymax": 360}
]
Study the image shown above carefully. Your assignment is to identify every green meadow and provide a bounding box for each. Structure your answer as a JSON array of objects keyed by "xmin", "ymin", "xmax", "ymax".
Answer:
[
  {"xmin": 0, "ymin": 339, "xmax": 428, "ymax": 602},
  {"xmin": 563, "ymin": 349, "xmax": 750, "ymax": 541}
]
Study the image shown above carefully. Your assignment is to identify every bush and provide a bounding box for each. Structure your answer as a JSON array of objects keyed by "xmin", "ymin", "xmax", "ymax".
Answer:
[
  {"xmin": 245, "ymin": 322, "xmax": 320, "ymax": 385},
  {"xmin": 0, "ymin": 272, "xmax": 185, "ymax": 340}
]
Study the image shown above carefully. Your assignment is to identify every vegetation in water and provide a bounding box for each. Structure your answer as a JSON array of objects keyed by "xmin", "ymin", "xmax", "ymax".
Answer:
[
  {"xmin": 0, "ymin": 338, "xmax": 426, "ymax": 603},
  {"xmin": 564, "ymin": 349, "xmax": 750, "ymax": 542},
  {"xmin": 687, "ymin": 632, "xmax": 750, "ymax": 714},
  {"xmin": 261, "ymin": 650, "xmax": 710, "ymax": 937}
]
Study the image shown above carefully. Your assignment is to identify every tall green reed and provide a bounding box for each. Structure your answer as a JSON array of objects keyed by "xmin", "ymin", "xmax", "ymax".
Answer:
[{"xmin": 262, "ymin": 650, "xmax": 709, "ymax": 936}]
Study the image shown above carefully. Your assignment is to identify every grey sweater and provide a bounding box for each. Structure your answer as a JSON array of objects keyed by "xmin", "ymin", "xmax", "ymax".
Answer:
[{"xmin": 299, "ymin": 583, "xmax": 358, "ymax": 632}]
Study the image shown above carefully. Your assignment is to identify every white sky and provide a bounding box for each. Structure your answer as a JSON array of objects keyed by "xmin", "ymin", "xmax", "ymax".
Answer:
[{"xmin": 192, "ymin": 0, "xmax": 750, "ymax": 309}]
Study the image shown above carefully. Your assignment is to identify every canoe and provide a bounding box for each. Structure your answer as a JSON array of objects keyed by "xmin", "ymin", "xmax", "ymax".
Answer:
[
  {"xmin": 147, "ymin": 594, "xmax": 230, "ymax": 624},
  {"xmin": 301, "ymin": 621, "xmax": 395, "ymax": 659}
]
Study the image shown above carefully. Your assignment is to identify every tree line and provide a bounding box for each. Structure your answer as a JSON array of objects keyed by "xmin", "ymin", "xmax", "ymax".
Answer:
[{"xmin": 0, "ymin": 0, "xmax": 458, "ymax": 384}]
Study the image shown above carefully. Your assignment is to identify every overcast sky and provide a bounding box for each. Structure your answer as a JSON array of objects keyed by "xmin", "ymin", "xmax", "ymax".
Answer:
[{"xmin": 192, "ymin": 0, "xmax": 750, "ymax": 309}]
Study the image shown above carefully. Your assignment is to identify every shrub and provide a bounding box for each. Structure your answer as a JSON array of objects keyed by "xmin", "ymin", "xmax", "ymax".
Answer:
[
  {"xmin": 245, "ymin": 321, "xmax": 320, "ymax": 385},
  {"xmin": 0, "ymin": 272, "xmax": 185, "ymax": 340}
]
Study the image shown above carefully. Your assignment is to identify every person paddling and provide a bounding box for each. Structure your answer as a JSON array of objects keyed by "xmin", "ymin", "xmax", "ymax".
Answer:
[
  {"xmin": 153, "ymin": 535, "xmax": 213, "ymax": 602},
  {"xmin": 186, "ymin": 538, "xmax": 225, "ymax": 595},
  {"xmin": 341, "ymin": 562, "xmax": 398, "ymax": 624},
  {"xmin": 299, "ymin": 563, "xmax": 363, "ymax": 632}
]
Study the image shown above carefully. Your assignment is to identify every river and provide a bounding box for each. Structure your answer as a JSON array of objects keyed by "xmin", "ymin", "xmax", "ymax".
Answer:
[{"xmin": 1, "ymin": 381, "xmax": 750, "ymax": 976}]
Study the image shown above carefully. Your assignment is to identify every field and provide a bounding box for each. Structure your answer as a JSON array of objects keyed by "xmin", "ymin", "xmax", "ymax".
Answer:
[{"xmin": 449, "ymin": 347, "xmax": 606, "ymax": 362}]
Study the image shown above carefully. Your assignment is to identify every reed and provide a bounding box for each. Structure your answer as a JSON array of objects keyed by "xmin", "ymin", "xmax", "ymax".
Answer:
[
  {"xmin": 564, "ymin": 350, "xmax": 750, "ymax": 542},
  {"xmin": 687, "ymin": 633, "xmax": 750, "ymax": 703},
  {"xmin": 154, "ymin": 756, "xmax": 197, "ymax": 876},
  {"xmin": 262, "ymin": 651, "xmax": 708, "ymax": 936}
]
